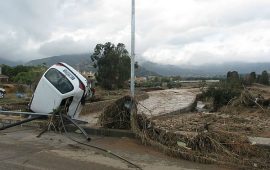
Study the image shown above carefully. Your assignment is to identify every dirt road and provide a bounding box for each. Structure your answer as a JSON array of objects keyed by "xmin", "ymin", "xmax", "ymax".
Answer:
[{"xmin": 0, "ymin": 127, "xmax": 232, "ymax": 170}]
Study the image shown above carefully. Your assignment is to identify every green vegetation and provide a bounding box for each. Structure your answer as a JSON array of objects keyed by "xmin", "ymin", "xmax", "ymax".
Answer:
[
  {"xmin": 203, "ymin": 71, "xmax": 242, "ymax": 111},
  {"xmin": 243, "ymin": 70, "xmax": 269, "ymax": 86},
  {"xmin": 249, "ymin": 72, "xmax": 256, "ymax": 84},
  {"xmin": 136, "ymin": 76, "xmax": 182, "ymax": 89},
  {"xmin": 167, "ymin": 81, "xmax": 182, "ymax": 89},
  {"xmin": 2, "ymin": 65, "xmax": 32, "ymax": 78},
  {"xmin": 206, "ymin": 69, "xmax": 269, "ymax": 110},
  {"xmin": 91, "ymin": 42, "xmax": 131, "ymax": 90},
  {"xmin": 1, "ymin": 64, "xmax": 46, "ymax": 90},
  {"xmin": 203, "ymin": 82, "xmax": 241, "ymax": 111},
  {"xmin": 13, "ymin": 71, "xmax": 42, "ymax": 89},
  {"xmin": 259, "ymin": 70, "xmax": 269, "ymax": 85}
]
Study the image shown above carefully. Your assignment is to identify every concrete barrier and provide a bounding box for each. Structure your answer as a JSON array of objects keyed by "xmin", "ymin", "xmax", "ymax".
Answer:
[
  {"xmin": 249, "ymin": 136, "xmax": 270, "ymax": 149},
  {"xmin": 68, "ymin": 125, "xmax": 135, "ymax": 138}
]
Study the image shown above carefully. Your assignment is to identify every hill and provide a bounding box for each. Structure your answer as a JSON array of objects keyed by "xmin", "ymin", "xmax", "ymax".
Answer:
[
  {"xmin": 135, "ymin": 65, "xmax": 160, "ymax": 77},
  {"xmin": 26, "ymin": 54, "xmax": 96, "ymax": 72},
  {"xmin": 0, "ymin": 58, "xmax": 22, "ymax": 66},
  {"xmin": 25, "ymin": 54, "xmax": 270, "ymax": 77},
  {"xmin": 26, "ymin": 54, "xmax": 159, "ymax": 77},
  {"xmin": 140, "ymin": 61, "xmax": 270, "ymax": 77}
]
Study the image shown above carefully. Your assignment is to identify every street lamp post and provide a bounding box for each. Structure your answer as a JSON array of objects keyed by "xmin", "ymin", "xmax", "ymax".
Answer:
[
  {"xmin": 131, "ymin": 0, "xmax": 135, "ymax": 97},
  {"xmin": 130, "ymin": 0, "xmax": 136, "ymax": 131}
]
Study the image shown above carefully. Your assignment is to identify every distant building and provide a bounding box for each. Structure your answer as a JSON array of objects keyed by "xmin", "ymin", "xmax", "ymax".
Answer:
[
  {"xmin": 135, "ymin": 77, "xmax": 147, "ymax": 83},
  {"xmin": 147, "ymin": 76, "xmax": 158, "ymax": 81},
  {"xmin": 0, "ymin": 67, "xmax": 8, "ymax": 83},
  {"xmin": 81, "ymin": 71, "xmax": 95, "ymax": 80},
  {"xmin": 0, "ymin": 75, "xmax": 9, "ymax": 83}
]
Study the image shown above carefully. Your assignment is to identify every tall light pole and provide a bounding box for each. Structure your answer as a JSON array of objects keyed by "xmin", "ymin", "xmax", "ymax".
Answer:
[{"xmin": 131, "ymin": 0, "xmax": 135, "ymax": 97}]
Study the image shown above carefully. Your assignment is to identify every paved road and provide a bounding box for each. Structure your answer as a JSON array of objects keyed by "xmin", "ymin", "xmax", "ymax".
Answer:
[{"xmin": 0, "ymin": 127, "xmax": 234, "ymax": 170}]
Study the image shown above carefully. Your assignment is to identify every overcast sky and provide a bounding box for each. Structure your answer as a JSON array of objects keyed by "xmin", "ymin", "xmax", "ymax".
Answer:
[{"xmin": 0, "ymin": 0, "xmax": 270, "ymax": 65}]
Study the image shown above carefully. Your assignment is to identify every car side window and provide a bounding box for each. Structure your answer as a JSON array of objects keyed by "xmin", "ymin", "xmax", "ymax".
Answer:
[{"xmin": 45, "ymin": 68, "xmax": 74, "ymax": 94}]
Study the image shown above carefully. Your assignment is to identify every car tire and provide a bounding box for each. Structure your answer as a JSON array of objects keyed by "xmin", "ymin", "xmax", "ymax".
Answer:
[{"xmin": 0, "ymin": 91, "xmax": 4, "ymax": 99}]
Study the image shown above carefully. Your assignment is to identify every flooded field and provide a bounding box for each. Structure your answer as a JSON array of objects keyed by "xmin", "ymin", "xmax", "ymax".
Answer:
[
  {"xmin": 79, "ymin": 88, "xmax": 199, "ymax": 126},
  {"xmin": 138, "ymin": 89, "xmax": 199, "ymax": 117}
]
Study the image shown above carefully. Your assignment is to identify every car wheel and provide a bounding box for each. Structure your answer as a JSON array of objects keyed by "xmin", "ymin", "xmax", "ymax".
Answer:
[{"xmin": 0, "ymin": 91, "xmax": 4, "ymax": 99}]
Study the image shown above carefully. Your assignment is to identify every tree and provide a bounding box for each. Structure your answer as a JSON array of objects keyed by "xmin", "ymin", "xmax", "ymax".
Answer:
[
  {"xmin": 161, "ymin": 77, "xmax": 170, "ymax": 83},
  {"xmin": 13, "ymin": 71, "xmax": 40, "ymax": 89},
  {"xmin": 203, "ymin": 81, "xmax": 241, "ymax": 111},
  {"xmin": 91, "ymin": 42, "xmax": 131, "ymax": 89},
  {"xmin": 1, "ymin": 64, "xmax": 34, "ymax": 80},
  {"xmin": 1, "ymin": 64, "xmax": 13, "ymax": 77},
  {"xmin": 243, "ymin": 72, "xmax": 256, "ymax": 85},
  {"xmin": 226, "ymin": 71, "xmax": 241, "ymax": 88},
  {"xmin": 257, "ymin": 75, "xmax": 261, "ymax": 83},
  {"xmin": 12, "ymin": 65, "xmax": 45, "ymax": 91},
  {"xmin": 172, "ymin": 76, "xmax": 181, "ymax": 81},
  {"xmin": 227, "ymin": 71, "xmax": 239, "ymax": 81},
  {"xmin": 250, "ymin": 72, "xmax": 256, "ymax": 83},
  {"xmin": 259, "ymin": 70, "xmax": 269, "ymax": 85}
]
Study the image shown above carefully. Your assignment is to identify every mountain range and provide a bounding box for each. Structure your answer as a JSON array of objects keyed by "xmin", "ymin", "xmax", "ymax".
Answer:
[
  {"xmin": 25, "ymin": 54, "xmax": 159, "ymax": 77},
  {"xmin": 26, "ymin": 53, "xmax": 94, "ymax": 72},
  {"xmin": 0, "ymin": 58, "xmax": 22, "ymax": 66},
  {"xmin": 140, "ymin": 61, "xmax": 270, "ymax": 77},
  {"xmin": 3, "ymin": 53, "xmax": 270, "ymax": 77}
]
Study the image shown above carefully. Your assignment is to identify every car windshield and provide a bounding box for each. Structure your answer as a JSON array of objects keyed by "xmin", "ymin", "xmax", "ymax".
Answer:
[{"xmin": 45, "ymin": 68, "xmax": 74, "ymax": 94}]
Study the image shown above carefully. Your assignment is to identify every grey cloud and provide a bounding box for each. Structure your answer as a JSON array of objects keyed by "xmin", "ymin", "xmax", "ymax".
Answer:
[
  {"xmin": 0, "ymin": 0, "xmax": 61, "ymax": 41},
  {"xmin": 168, "ymin": 27, "xmax": 218, "ymax": 45},
  {"xmin": 1, "ymin": 0, "xmax": 270, "ymax": 65},
  {"xmin": 39, "ymin": 36, "xmax": 91, "ymax": 56}
]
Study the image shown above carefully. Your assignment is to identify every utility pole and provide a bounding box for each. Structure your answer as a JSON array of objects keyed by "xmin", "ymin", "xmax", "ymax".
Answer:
[
  {"xmin": 131, "ymin": 0, "xmax": 135, "ymax": 97},
  {"xmin": 130, "ymin": 0, "xmax": 136, "ymax": 131}
]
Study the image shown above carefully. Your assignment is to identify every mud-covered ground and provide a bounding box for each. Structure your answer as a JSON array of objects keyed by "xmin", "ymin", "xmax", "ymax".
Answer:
[
  {"xmin": 149, "ymin": 84, "xmax": 270, "ymax": 138},
  {"xmin": 139, "ymin": 85, "xmax": 270, "ymax": 169},
  {"xmin": 0, "ymin": 127, "xmax": 232, "ymax": 170},
  {"xmin": 152, "ymin": 110, "xmax": 270, "ymax": 138},
  {"xmin": 1, "ymin": 85, "xmax": 269, "ymax": 169}
]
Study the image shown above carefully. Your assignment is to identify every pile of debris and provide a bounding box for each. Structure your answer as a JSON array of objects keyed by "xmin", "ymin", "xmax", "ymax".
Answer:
[
  {"xmin": 98, "ymin": 96, "xmax": 133, "ymax": 129},
  {"xmin": 134, "ymin": 113, "xmax": 270, "ymax": 169},
  {"xmin": 0, "ymin": 102, "xmax": 29, "ymax": 111},
  {"xmin": 227, "ymin": 89, "xmax": 270, "ymax": 111},
  {"xmin": 187, "ymin": 131, "xmax": 254, "ymax": 155},
  {"xmin": 100, "ymin": 96, "xmax": 270, "ymax": 169}
]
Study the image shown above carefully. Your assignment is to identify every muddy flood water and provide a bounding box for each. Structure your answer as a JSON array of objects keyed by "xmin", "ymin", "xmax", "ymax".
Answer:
[{"xmin": 138, "ymin": 89, "xmax": 198, "ymax": 117}]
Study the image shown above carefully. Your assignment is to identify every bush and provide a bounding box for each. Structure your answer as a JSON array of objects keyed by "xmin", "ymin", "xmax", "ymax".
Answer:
[
  {"xmin": 203, "ymin": 81, "xmax": 241, "ymax": 111},
  {"xmin": 259, "ymin": 70, "xmax": 269, "ymax": 85},
  {"xmin": 167, "ymin": 81, "xmax": 181, "ymax": 89}
]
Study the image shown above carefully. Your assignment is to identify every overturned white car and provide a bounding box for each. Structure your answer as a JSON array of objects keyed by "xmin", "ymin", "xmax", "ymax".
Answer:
[{"xmin": 30, "ymin": 62, "xmax": 91, "ymax": 118}]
